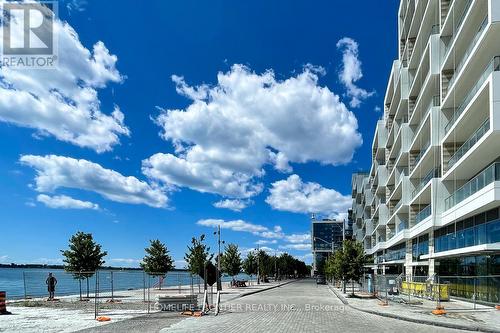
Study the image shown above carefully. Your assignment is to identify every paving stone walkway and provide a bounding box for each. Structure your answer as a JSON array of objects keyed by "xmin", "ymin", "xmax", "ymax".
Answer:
[{"xmin": 160, "ymin": 279, "xmax": 469, "ymax": 333}]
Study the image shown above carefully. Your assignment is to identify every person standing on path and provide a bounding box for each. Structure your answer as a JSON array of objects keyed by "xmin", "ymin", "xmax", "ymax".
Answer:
[{"xmin": 46, "ymin": 272, "xmax": 57, "ymax": 300}]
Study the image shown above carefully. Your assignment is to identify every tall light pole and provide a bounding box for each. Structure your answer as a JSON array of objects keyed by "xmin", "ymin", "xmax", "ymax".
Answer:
[
  {"xmin": 214, "ymin": 225, "xmax": 224, "ymax": 291},
  {"xmin": 257, "ymin": 246, "xmax": 260, "ymax": 285}
]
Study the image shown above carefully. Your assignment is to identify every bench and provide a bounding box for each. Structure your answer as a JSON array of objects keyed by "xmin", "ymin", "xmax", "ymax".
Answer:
[{"xmin": 231, "ymin": 280, "xmax": 247, "ymax": 287}]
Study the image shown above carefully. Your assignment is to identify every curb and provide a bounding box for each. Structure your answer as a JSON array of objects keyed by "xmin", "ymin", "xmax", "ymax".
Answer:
[
  {"xmin": 223, "ymin": 279, "xmax": 298, "ymax": 303},
  {"xmin": 327, "ymin": 284, "xmax": 500, "ymax": 333}
]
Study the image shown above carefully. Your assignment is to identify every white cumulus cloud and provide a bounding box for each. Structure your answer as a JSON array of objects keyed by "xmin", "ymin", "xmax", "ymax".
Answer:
[
  {"xmin": 143, "ymin": 64, "xmax": 362, "ymax": 199},
  {"xmin": 196, "ymin": 219, "xmax": 268, "ymax": 234},
  {"xmin": 213, "ymin": 199, "xmax": 251, "ymax": 212},
  {"xmin": 266, "ymin": 174, "xmax": 351, "ymax": 216},
  {"xmin": 37, "ymin": 194, "xmax": 99, "ymax": 210},
  {"xmin": 255, "ymin": 239, "xmax": 277, "ymax": 245},
  {"xmin": 285, "ymin": 233, "xmax": 311, "ymax": 244},
  {"xmin": 337, "ymin": 37, "xmax": 374, "ymax": 108},
  {"xmin": 20, "ymin": 155, "xmax": 168, "ymax": 208},
  {"xmin": 279, "ymin": 243, "xmax": 311, "ymax": 251},
  {"xmin": 0, "ymin": 4, "xmax": 129, "ymax": 152}
]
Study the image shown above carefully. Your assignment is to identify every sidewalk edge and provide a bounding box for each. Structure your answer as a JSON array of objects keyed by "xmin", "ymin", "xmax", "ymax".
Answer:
[{"xmin": 327, "ymin": 284, "xmax": 500, "ymax": 333}]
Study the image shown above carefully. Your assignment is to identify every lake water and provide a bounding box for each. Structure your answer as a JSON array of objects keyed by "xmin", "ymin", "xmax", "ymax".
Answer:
[{"xmin": 0, "ymin": 268, "xmax": 250, "ymax": 299}]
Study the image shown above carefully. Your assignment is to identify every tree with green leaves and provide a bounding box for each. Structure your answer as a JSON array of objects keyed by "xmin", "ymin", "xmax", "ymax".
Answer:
[
  {"xmin": 141, "ymin": 239, "xmax": 174, "ymax": 290},
  {"xmin": 242, "ymin": 251, "xmax": 257, "ymax": 282},
  {"xmin": 61, "ymin": 231, "xmax": 107, "ymax": 299},
  {"xmin": 325, "ymin": 240, "xmax": 366, "ymax": 295},
  {"xmin": 184, "ymin": 234, "xmax": 213, "ymax": 290},
  {"xmin": 220, "ymin": 243, "xmax": 242, "ymax": 278},
  {"xmin": 256, "ymin": 250, "xmax": 272, "ymax": 282}
]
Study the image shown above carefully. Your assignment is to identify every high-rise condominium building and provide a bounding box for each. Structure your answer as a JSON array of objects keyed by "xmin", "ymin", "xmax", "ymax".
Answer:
[
  {"xmin": 352, "ymin": 0, "xmax": 500, "ymax": 303},
  {"xmin": 311, "ymin": 216, "xmax": 344, "ymax": 274}
]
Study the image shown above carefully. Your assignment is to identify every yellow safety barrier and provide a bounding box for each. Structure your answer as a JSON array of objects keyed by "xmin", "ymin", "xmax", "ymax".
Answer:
[{"xmin": 401, "ymin": 282, "xmax": 449, "ymax": 301}]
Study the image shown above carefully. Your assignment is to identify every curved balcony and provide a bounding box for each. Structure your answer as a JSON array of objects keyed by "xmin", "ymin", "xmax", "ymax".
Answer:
[
  {"xmin": 445, "ymin": 56, "xmax": 500, "ymax": 133},
  {"xmin": 415, "ymin": 204, "xmax": 432, "ymax": 225},
  {"xmin": 445, "ymin": 15, "xmax": 489, "ymax": 97},
  {"xmin": 445, "ymin": 162, "xmax": 500, "ymax": 211},
  {"xmin": 412, "ymin": 167, "xmax": 440, "ymax": 197},
  {"xmin": 446, "ymin": 118, "xmax": 490, "ymax": 171}
]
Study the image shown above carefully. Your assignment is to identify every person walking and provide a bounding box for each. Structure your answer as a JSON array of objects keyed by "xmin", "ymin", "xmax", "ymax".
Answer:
[{"xmin": 46, "ymin": 272, "xmax": 57, "ymax": 301}]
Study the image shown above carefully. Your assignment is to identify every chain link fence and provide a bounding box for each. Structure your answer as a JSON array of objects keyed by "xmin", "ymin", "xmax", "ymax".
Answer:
[
  {"xmin": 17, "ymin": 269, "xmax": 254, "ymax": 318},
  {"xmin": 20, "ymin": 269, "xmax": 205, "ymax": 318},
  {"xmin": 346, "ymin": 273, "xmax": 500, "ymax": 309}
]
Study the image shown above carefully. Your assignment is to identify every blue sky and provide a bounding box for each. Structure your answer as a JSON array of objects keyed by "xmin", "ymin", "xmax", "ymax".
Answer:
[{"xmin": 0, "ymin": 0, "xmax": 398, "ymax": 267}]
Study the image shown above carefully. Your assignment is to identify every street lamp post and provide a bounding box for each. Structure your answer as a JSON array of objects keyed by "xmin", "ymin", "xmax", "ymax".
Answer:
[
  {"xmin": 257, "ymin": 246, "xmax": 260, "ymax": 285},
  {"xmin": 214, "ymin": 225, "xmax": 224, "ymax": 291}
]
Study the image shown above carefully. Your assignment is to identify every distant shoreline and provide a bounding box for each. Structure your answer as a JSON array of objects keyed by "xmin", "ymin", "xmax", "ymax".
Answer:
[{"xmin": 0, "ymin": 264, "xmax": 189, "ymax": 272}]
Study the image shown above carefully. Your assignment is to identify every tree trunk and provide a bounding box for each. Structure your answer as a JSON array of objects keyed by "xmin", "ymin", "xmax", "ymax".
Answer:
[
  {"xmin": 86, "ymin": 277, "xmax": 89, "ymax": 298},
  {"xmin": 79, "ymin": 279, "xmax": 82, "ymax": 301},
  {"xmin": 158, "ymin": 276, "xmax": 162, "ymax": 290},
  {"xmin": 352, "ymin": 280, "xmax": 355, "ymax": 296}
]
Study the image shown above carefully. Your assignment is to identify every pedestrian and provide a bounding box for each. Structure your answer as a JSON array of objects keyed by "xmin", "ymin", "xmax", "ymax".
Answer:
[{"xmin": 46, "ymin": 272, "xmax": 57, "ymax": 301}]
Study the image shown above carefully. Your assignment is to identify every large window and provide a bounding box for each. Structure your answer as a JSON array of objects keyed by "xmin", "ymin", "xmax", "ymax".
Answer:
[
  {"xmin": 385, "ymin": 242, "xmax": 406, "ymax": 262},
  {"xmin": 437, "ymin": 255, "xmax": 500, "ymax": 303},
  {"xmin": 412, "ymin": 234, "xmax": 429, "ymax": 261},
  {"xmin": 435, "ymin": 208, "xmax": 500, "ymax": 253}
]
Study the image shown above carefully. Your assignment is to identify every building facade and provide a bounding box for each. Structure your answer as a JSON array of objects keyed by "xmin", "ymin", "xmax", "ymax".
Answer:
[
  {"xmin": 311, "ymin": 217, "xmax": 344, "ymax": 274},
  {"xmin": 352, "ymin": 0, "xmax": 500, "ymax": 303}
]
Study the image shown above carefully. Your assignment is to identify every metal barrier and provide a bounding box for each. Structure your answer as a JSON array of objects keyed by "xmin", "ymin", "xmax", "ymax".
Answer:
[
  {"xmin": 331, "ymin": 273, "xmax": 500, "ymax": 310},
  {"xmin": 15, "ymin": 269, "xmax": 255, "ymax": 318}
]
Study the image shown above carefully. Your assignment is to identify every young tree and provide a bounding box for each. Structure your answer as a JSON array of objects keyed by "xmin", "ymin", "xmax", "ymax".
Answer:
[
  {"xmin": 221, "ymin": 243, "xmax": 242, "ymax": 278},
  {"xmin": 61, "ymin": 231, "xmax": 107, "ymax": 299},
  {"xmin": 184, "ymin": 234, "xmax": 213, "ymax": 290},
  {"xmin": 344, "ymin": 240, "xmax": 367, "ymax": 296},
  {"xmin": 242, "ymin": 251, "xmax": 257, "ymax": 282},
  {"xmin": 326, "ymin": 240, "xmax": 366, "ymax": 295},
  {"xmin": 256, "ymin": 250, "xmax": 271, "ymax": 282},
  {"xmin": 141, "ymin": 239, "xmax": 174, "ymax": 290},
  {"xmin": 277, "ymin": 253, "xmax": 295, "ymax": 277}
]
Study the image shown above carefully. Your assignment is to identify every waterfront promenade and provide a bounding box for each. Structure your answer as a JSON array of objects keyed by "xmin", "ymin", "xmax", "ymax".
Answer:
[{"xmin": 87, "ymin": 279, "xmax": 470, "ymax": 333}]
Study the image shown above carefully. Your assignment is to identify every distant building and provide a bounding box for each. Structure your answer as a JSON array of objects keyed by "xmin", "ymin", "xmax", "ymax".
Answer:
[
  {"xmin": 345, "ymin": 209, "xmax": 354, "ymax": 240},
  {"xmin": 311, "ymin": 215, "xmax": 344, "ymax": 274}
]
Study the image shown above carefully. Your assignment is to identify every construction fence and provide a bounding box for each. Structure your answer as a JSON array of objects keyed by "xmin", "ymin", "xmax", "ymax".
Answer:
[
  {"xmin": 346, "ymin": 274, "xmax": 500, "ymax": 307},
  {"xmin": 18, "ymin": 269, "xmax": 254, "ymax": 318}
]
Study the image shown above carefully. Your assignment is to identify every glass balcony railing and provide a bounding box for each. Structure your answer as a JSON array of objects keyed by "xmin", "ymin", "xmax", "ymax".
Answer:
[
  {"xmin": 446, "ymin": 16, "xmax": 489, "ymax": 95},
  {"xmin": 445, "ymin": 162, "xmax": 500, "ymax": 210},
  {"xmin": 397, "ymin": 220, "xmax": 408, "ymax": 233},
  {"xmin": 415, "ymin": 204, "xmax": 431, "ymax": 224},
  {"xmin": 447, "ymin": 118, "xmax": 490, "ymax": 170},
  {"xmin": 445, "ymin": 56, "xmax": 500, "ymax": 132},
  {"xmin": 412, "ymin": 167, "xmax": 440, "ymax": 197},
  {"xmin": 395, "ymin": 167, "xmax": 408, "ymax": 184},
  {"xmin": 394, "ymin": 199, "xmax": 403, "ymax": 213},
  {"xmin": 443, "ymin": 0, "xmax": 473, "ymax": 59},
  {"xmin": 388, "ymin": 230, "xmax": 395, "ymax": 239},
  {"xmin": 413, "ymin": 140, "xmax": 430, "ymax": 168}
]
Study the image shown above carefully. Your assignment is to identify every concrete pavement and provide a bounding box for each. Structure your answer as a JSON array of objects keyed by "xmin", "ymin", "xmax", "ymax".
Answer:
[
  {"xmin": 160, "ymin": 279, "xmax": 469, "ymax": 333},
  {"xmin": 331, "ymin": 284, "xmax": 500, "ymax": 333},
  {"xmin": 76, "ymin": 279, "xmax": 294, "ymax": 333}
]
